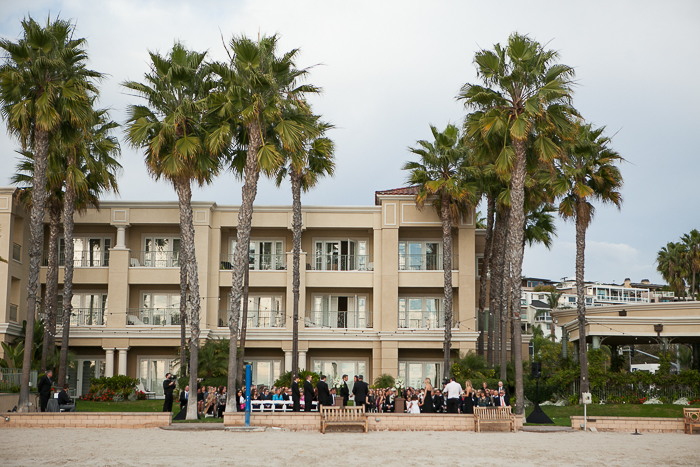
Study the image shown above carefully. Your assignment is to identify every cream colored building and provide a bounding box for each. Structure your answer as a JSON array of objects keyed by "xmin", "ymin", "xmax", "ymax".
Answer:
[{"xmin": 0, "ymin": 186, "xmax": 488, "ymax": 396}]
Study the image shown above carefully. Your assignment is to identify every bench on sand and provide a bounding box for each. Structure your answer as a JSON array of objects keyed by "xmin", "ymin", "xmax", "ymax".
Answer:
[
  {"xmin": 474, "ymin": 406, "xmax": 516, "ymax": 433},
  {"xmin": 684, "ymin": 408, "xmax": 700, "ymax": 434},
  {"xmin": 320, "ymin": 405, "xmax": 368, "ymax": 434}
]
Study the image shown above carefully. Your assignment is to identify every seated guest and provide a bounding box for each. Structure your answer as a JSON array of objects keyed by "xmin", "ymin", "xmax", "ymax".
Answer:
[
  {"xmin": 272, "ymin": 387, "xmax": 283, "ymax": 401},
  {"xmin": 433, "ymin": 389, "xmax": 444, "ymax": 413},
  {"xmin": 57, "ymin": 383, "xmax": 75, "ymax": 412},
  {"xmin": 197, "ymin": 387, "xmax": 205, "ymax": 414},
  {"xmin": 497, "ymin": 388, "xmax": 510, "ymax": 407},
  {"xmin": 283, "ymin": 387, "xmax": 291, "ymax": 401},
  {"xmin": 490, "ymin": 389, "xmax": 499, "ymax": 406},
  {"xmin": 478, "ymin": 390, "xmax": 492, "ymax": 407}
]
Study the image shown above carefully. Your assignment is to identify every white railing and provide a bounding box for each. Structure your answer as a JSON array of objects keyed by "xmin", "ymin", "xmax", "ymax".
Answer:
[
  {"xmin": 249, "ymin": 400, "xmax": 318, "ymax": 412},
  {"xmin": 217, "ymin": 310, "xmax": 286, "ymax": 328},
  {"xmin": 130, "ymin": 250, "xmax": 180, "ymax": 268},
  {"xmin": 305, "ymin": 310, "xmax": 373, "ymax": 328},
  {"xmin": 398, "ymin": 310, "xmax": 458, "ymax": 329}
]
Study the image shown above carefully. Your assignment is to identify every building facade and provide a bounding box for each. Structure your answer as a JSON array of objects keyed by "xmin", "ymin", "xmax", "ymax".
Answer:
[{"xmin": 0, "ymin": 187, "xmax": 484, "ymax": 396}]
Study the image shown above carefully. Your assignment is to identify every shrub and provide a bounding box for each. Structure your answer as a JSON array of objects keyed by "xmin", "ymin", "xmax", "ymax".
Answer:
[
  {"xmin": 373, "ymin": 373, "xmax": 395, "ymax": 389},
  {"xmin": 274, "ymin": 370, "xmax": 320, "ymax": 388},
  {"xmin": 88, "ymin": 375, "xmax": 139, "ymax": 399}
]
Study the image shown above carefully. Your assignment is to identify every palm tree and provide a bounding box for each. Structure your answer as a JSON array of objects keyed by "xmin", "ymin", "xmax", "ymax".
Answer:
[
  {"xmin": 554, "ymin": 123, "xmax": 623, "ymax": 395},
  {"xmin": 404, "ymin": 123, "xmax": 478, "ymax": 379},
  {"xmin": 681, "ymin": 230, "xmax": 700, "ymax": 300},
  {"xmin": 0, "ymin": 16, "xmax": 100, "ymax": 410},
  {"xmin": 657, "ymin": 242, "xmax": 687, "ymax": 299},
  {"xmin": 459, "ymin": 33, "xmax": 577, "ymax": 414},
  {"xmin": 544, "ymin": 290, "xmax": 562, "ymax": 342},
  {"xmin": 208, "ymin": 34, "xmax": 319, "ymax": 411},
  {"xmin": 276, "ymin": 113, "xmax": 335, "ymax": 378},
  {"xmin": 123, "ymin": 43, "xmax": 218, "ymax": 420}
]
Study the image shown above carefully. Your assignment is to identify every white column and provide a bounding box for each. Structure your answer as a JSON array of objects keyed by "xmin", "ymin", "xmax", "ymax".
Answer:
[
  {"xmin": 592, "ymin": 336, "xmax": 600, "ymax": 349},
  {"xmin": 104, "ymin": 349, "xmax": 114, "ymax": 377},
  {"xmin": 115, "ymin": 226, "xmax": 127, "ymax": 249},
  {"xmin": 284, "ymin": 351, "xmax": 292, "ymax": 373},
  {"xmin": 298, "ymin": 351, "xmax": 307, "ymax": 370},
  {"xmin": 117, "ymin": 348, "xmax": 129, "ymax": 375}
]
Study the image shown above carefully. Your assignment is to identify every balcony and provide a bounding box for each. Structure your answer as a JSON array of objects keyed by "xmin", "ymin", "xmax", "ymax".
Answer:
[
  {"xmin": 219, "ymin": 253, "xmax": 285, "ymax": 271},
  {"xmin": 398, "ymin": 254, "xmax": 458, "ymax": 271},
  {"xmin": 9, "ymin": 303, "xmax": 18, "ymax": 322},
  {"xmin": 42, "ymin": 250, "xmax": 110, "ymax": 267},
  {"xmin": 304, "ymin": 310, "xmax": 373, "ymax": 329},
  {"xmin": 56, "ymin": 308, "xmax": 106, "ymax": 326},
  {"xmin": 217, "ymin": 310, "xmax": 286, "ymax": 328},
  {"xmin": 309, "ymin": 254, "xmax": 373, "ymax": 271},
  {"xmin": 398, "ymin": 310, "xmax": 458, "ymax": 329},
  {"xmin": 12, "ymin": 243, "xmax": 21, "ymax": 262},
  {"xmin": 127, "ymin": 308, "xmax": 184, "ymax": 326},
  {"xmin": 130, "ymin": 251, "xmax": 179, "ymax": 268}
]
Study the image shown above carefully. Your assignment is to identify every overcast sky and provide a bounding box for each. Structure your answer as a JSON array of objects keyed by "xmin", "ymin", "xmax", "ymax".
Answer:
[{"xmin": 1, "ymin": 0, "xmax": 698, "ymax": 285}]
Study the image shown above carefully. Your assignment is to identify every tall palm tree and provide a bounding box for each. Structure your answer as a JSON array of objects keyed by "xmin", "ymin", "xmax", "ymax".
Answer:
[
  {"xmin": 0, "ymin": 16, "xmax": 100, "ymax": 410},
  {"xmin": 681, "ymin": 230, "xmax": 700, "ymax": 300},
  {"xmin": 208, "ymin": 34, "xmax": 319, "ymax": 411},
  {"xmin": 276, "ymin": 113, "xmax": 335, "ymax": 378},
  {"xmin": 404, "ymin": 123, "xmax": 478, "ymax": 379},
  {"xmin": 544, "ymin": 290, "xmax": 562, "ymax": 342},
  {"xmin": 459, "ymin": 33, "xmax": 576, "ymax": 414},
  {"xmin": 123, "ymin": 43, "xmax": 218, "ymax": 420},
  {"xmin": 657, "ymin": 242, "xmax": 687, "ymax": 299},
  {"xmin": 554, "ymin": 123, "xmax": 623, "ymax": 395}
]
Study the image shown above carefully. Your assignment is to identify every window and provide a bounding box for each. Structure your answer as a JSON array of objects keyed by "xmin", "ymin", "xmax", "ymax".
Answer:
[
  {"xmin": 398, "ymin": 361, "xmax": 442, "ymax": 389},
  {"xmin": 476, "ymin": 255, "xmax": 488, "ymax": 278},
  {"xmin": 313, "ymin": 238, "xmax": 369, "ymax": 271},
  {"xmin": 243, "ymin": 359, "xmax": 282, "ymax": 389},
  {"xmin": 142, "ymin": 236, "xmax": 180, "ymax": 267},
  {"xmin": 569, "ymin": 297, "xmax": 576, "ymax": 303},
  {"xmin": 139, "ymin": 358, "xmax": 179, "ymax": 398},
  {"xmin": 399, "ymin": 297, "xmax": 448, "ymax": 328},
  {"xmin": 312, "ymin": 359, "xmax": 367, "ymax": 391},
  {"xmin": 307, "ymin": 295, "xmax": 370, "ymax": 328},
  {"xmin": 229, "ymin": 239, "xmax": 285, "ymax": 270},
  {"xmin": 399, "ymin": 241, "xmax": 441, "ymax": 270},
  {"xmin": 139, "ymin": 292, "xmax": 182, "ymax": 325},
  {"xmin": 58, "ymin": 293, "xmax": 107, "ymax": 326},
  {"xmin": 220, "ymin": 293, "xmax": 285, "ymax": 328},
  {"xmin": 58, "ymin": 236, "xmax": 111, "ymax": 267}
]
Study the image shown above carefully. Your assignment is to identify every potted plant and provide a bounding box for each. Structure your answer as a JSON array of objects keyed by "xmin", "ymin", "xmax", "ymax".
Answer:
[
  {"xmin": 332, "ymin": 377, "xmax": 344, "ymax": 406},
  {"xmin": 394, "ymin": 377, "xmax": 406, "ymax": 413}
]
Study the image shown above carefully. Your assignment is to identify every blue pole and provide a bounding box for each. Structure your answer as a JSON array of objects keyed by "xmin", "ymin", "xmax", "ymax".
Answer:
[{"xmin": 245, "ymin": 364, "xmax": 251, "ymax": 427}]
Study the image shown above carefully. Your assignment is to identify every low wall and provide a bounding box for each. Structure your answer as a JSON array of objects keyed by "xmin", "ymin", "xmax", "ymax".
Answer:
[
  {"xmin": 0, "ymin": 393, "xmax": 19, "ymax": 413},
  {"xmin": 570, "ymin": 416, "xmax": 685, "ymax": 433},
  {"xmin": 0, "ymin": 412, "xmax": 171, "ymax": 429},
  {"xmin": 224, "ymin": 412, "xmax": 524, "ymax": 432}
]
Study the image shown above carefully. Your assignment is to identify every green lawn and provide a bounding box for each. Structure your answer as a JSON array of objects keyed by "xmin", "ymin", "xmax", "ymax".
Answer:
[
  {"xmin": 76, "ymin": 399, "xmax": 224, "ymax": 423},
  {"xmin": 524, "ymin": 403, "xmax": 700, "ymax": 426}
]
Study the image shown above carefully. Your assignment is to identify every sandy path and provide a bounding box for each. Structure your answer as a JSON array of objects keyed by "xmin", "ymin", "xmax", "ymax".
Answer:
[{"xmin": 0, "ymin": 428, "xmax": 698, "ymax": 467}]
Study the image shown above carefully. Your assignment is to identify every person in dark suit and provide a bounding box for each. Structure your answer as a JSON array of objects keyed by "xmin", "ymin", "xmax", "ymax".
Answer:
[
  {"xmin": 340, "ymin": 374, "xmax": 350, "ymax": 406},
  {"xmin": 317, "ymin": 375, "xmax": 331, "ymax": 407},
  {"xmin": 179, "ymin": 385, "xmax": 190, "ymax": 411},
  {"xmin": 497, "ymin": 388, "xmax": 511, "ymax": 407},
  {"xmin": 352, "ymin": 374, "xmax": 369, "ymax": 410},
  {"xmin": 162, "ymin": 372, "xmax": 176, "ymax": 412},
  {"xmin": 38, "ymin": 370, "xmax": 53, "ymax": 412},
  {"xmin": 291, "ymin": 376, "xmax": 301, "ymax": 412},
  {"xmin": 303, "ymin": 375, "xmax": 314, "ymax": 412},
  {"xmin": 57, "ymin": 383, "xmax": 75, "ymax": 412}
]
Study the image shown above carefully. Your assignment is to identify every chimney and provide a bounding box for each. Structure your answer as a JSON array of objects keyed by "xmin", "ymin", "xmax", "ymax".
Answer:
[{"xmin": 624, "ymin": 278, "xmax": 631, "ymax": 288}]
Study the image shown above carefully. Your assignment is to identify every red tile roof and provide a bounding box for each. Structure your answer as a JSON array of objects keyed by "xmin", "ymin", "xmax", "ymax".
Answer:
[{"xmin": 374, "ymin": 186, "xmax": 420, "ymax": 205}]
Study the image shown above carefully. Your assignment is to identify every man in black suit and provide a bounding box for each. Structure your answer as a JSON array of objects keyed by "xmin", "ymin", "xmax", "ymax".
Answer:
[
  {"xmin": 352, "ymin": 374, "xmax": 369, "ymax": 411},
  {"xmin": 303, "ymin": 375, "xmax": 314, "ymax": 412},
  {"xmin": 317, "ymin": 375, "xmax": 331, "ymax": 407},
  {"xmin": 162, "ymin": 372, "xmax": 176, "ymax": 412},
  {"xmin": 179, "ymin": 385, "xmax": 190, "ymax": 411},
  {"xmin": 340, "ymin": 374, "xmax": 350, "ymax": 406},
  {"xmin": 37, "ymin": 370, "xmax": 53, "ymax": 412},
  {"xmin": 291, "ymin": 376, "xmax": 301, "ymax": 412},
  {"xmin": 497, "ymin": 388, "xmax": 510, "ymax": 407},
  {"xmin": 57, "ymin": 383, "xmax": 75, "ymax": 412}
]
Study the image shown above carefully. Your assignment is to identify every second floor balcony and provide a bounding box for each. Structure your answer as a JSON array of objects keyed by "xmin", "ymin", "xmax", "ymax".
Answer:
[
  {"xmin": 304, "ymin": 310, "xmax": 373, "ymax": 329},
  {"xmin": 127, "ymin": 308, "xmax": 184, "ymax": 326},
  {"xmin": 54, "ymin": 307, "xmax": 106, "ymax": 326},
  {"xmin": 398, "ymin": 310, "xmax": 458, "ymax": 329},
  {"xmin": 310, "ymin": 254, "xmax": 373, "ymax": 271},
  {"xmin": 42, "ymin": 250, "xmax": 110, "ymax": 268},
  {"xmin": 217, "ymin": 310, "xmax": 286, "ymax": 328},
  {"xmin": 130, "ymin": 250, "xmax": 179, "ymax": 268},
  {"xmin": 220, "ymin": 253, "xmax": 286, "ymax": 271},
  {"xmin": 398, "ymin": 254, "xmax": 458, "ymax": 271}
]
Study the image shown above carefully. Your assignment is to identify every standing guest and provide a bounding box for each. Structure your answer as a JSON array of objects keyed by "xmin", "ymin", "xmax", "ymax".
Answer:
[
  {"xmin": 238, "ymin": 389, "xmax": 245, "ymax": 412},
  {"xmin": 497, "ymin": 388, "xmax": 511, "ymax": 407},
  {"xmin": 303, "ymin": 375, "xmax": 314, "ymax": 412},
  {"xmin": 444, "ymin": 377, "xmax": 463, "ymax": 414},
  {"xmin": 217, "ymin": 387, "xmax": 227, "ymax": 416},
  {"xmin": 497, "ymin": 381, "xmax": 509, "ymax": 397},
  {"xmin": 57, "ymin": 383, "xmax": 75, "ymax": 412},
  {"xmin": 422, "ymin": 378, "xmax": 434, "ymax": 413},
  {"xmin": 317, "ymin": 375, "xmax": 332, "ymax": 407},
  {"xmin": 340, "ymin": 374, "xmax": 350, "ymax": 406},
  {"xmin": 482, "ymin": 381, "xmax": 489, "ymax": 394},
  {"xmin": 38, "ymin": 370, "xmax": 53, "ymax": 412},
  {"xmin": 433, "ymin": 389, "xmax": 444, "ymax": 413},
  {"xmin": 291, "ymin": 376, "xmax": 301, "ymax": 412},
  {"xmin": 352, "ymin": 374, "xmax": 369, "ymax": 411},
  {"xmin": 490, "ymin": 389, "xmax": 499, "ymax": 406},
  {"xmin": 367, "ymin": 389, "xmax": 375, "ymax": 412},
  {"xmin": 197, "ymin": 387, "xmax": 205, "ymax": 415},
  {"xmin": 179, "ymin": 385, "xmax": 190, "ymax": 411},
  {"xmin": 462, "ymin": 380, "xmax": 475, "ymax": 415},
  {"xmin": 162, "ymin": 372, "xmax": 175, "ymax": 413}
]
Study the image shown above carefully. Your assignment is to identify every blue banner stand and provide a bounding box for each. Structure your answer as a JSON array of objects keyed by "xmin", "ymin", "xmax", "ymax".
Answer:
[{"xmin": 245, "ymin": 364, "xmax": 251, "ymax": 427}]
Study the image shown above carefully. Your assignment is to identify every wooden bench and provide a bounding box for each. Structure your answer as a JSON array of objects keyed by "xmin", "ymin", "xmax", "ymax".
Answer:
[
  {"xmin": 320, "ymin": 405, "xmax": 368, "ymax": 434},
  {"xmin": 684, "ymin": 408, "xmax": 700, "ymax": 434},
  {"xmin": 474, "ymin": 406, "xmax": 516, "ymax": 433}
]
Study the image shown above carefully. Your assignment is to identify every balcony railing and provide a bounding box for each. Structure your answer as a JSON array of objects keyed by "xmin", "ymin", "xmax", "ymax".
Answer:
[
  {"xmin": 398, "ymin": 254, "xmax": 458, "ymax": 271},
  {"xmin": 130, "ymin": 251, "xmax": 179, "ymax": 268},
  {"xmin": 398, "ymin": 310, "xmax": 458, "ymax": 329},
  {"xmin": 310, "ymin": 254, "xmax": 373, "ymax": 271},
  {"xmin": 127, "ymin": 308, "xmax": 185, "ymax": 326},
  {"xmin": 9, "ymin": 303, "xmax": 18, "ymax": 322},
  {"xmin": 304, "ymin": 310, "xmax": 373, "ymax": 329},
  {"xmin": 56, "ymin": 308, "xmax": 106, "ymax": 326},
  {"xmin": 219, "ymin": 254, "xmax": 285, "ymax": 271},
  {"xmin": 217, "ymin": 310, "xmax": 286, "ymax": 328},
  {"xmin": 42, "ymin": 250, "xmax": 110, "ymax": 267},
  {"xmin": 12, "ymin": 243, "xmax": 21, "ymax": 262}
]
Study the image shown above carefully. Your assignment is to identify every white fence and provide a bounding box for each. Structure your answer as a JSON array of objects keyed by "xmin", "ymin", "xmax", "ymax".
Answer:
[{"xmin": 0, "ymin": 369, "xmax": 38, "ymax": 392}]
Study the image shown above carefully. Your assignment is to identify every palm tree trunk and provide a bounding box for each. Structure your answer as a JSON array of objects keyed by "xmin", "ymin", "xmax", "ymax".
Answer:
[
  {"xmin": 575, "ymin": 206, "xmax": 590, "ymax": 394},
  {"xmin": 506, "ymin": 139, "xmax": 527, "ymax": 416},
  {"xmin": 477, "ymin": 195, "xmax": 495, "ymax": 356},
  {"xmin": 489, "ymin": 214, "xmax": 506, "ymax": 367},
  {"xmin": 175, "ymin": 180, "xmax": 201, "ymax": 421},
  {"xmin": 291, "ymin": 170, "xmax": 302, "ymax": 378},
  {"xmin": 41, "ymin": 205, "xmax": 61, "ymax": 373},
  {"xmin": 227, "ymin": 120, "xmax": 262, "ymax": 411},
  {"xmin": 236, "ymin": 263, "xmax": 250, "ymax": 384},
  {"xmin": 19, "ymin": 127, "xmax": 49, "ymax": 411},
  {"xmin": 59, "ymin": 155, "xmax": 78, "ymax": 387},
  {"xmin": 499, "ymin": 210, "xmax": 510, "ymax": 379},
  {"xmin": 440, "ymin": 192, "xmax": 453, "ymax": 379},
  {"xmin": 179, "ymin": 249, "xmax": 187, "ymax": 379}
]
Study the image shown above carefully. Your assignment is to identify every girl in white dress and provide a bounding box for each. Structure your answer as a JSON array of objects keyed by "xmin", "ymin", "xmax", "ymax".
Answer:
[{"xmin": 409, "ymin": 395, "xmax": 420, "ymax": 414}]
